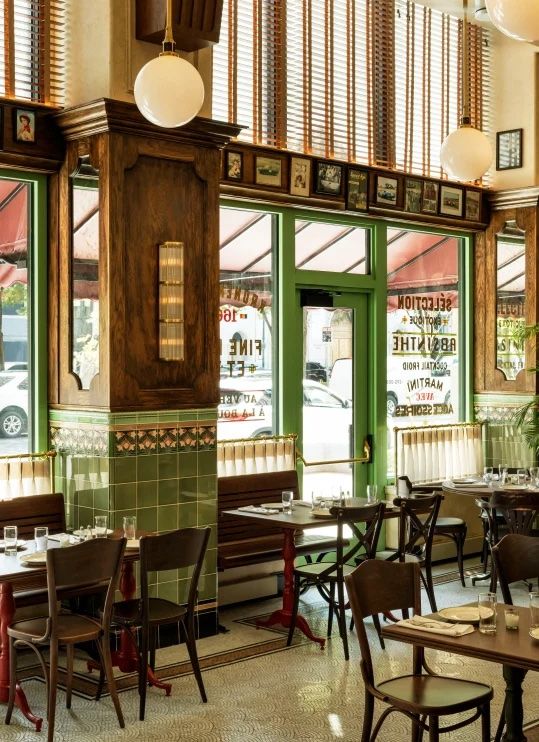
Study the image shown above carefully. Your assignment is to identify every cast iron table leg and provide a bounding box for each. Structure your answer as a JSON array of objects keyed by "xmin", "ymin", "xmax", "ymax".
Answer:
[
  {"xmin": 0, "ymin": 581, "xmax": 42, "ymax": 731},
  {"xmin": 88, "ymin": 561, "xmax": 171, "ymax": 694},
  {"xmin": 502, "ymin": 665, "xmax": 527, "ymax": 742},
  {"xmin": 256, "ymin": 529, "xmax": 325, "ymax": 648}
]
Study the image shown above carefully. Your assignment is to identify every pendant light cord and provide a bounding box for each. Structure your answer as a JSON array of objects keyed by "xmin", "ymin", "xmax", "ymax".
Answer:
[
  {"xmin": 461, "ymin": 0, "xmax": 471, "ymax": 124},
  {"xmin": 162, "ymin": 0, "xmax": 176, "ymax": 55}
]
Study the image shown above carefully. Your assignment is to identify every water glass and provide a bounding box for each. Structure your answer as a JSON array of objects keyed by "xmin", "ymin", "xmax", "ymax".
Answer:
[
  {"xmin": 94, "ymin": 515, "xmax": 108, "ymax": 537},
  {"xmin": 366, "ymin": 484, "xmax": 378, "ymax": 503},
  {"xmin": 3, "ymin": 525, "xmax": 17, "ymax": 556},
  {"xmin": 530, "ymin": 592, "xmax": 539, "ymax": 629},
  {"xmin": 34, "ymin": 526, "xmax": 48, "ymax": 552},
  {"xmin": 478, "ymin": 592, "xmax": 497, "ymax": 634},
  {"xmin": 500, "ymin": 467, "xmax": 509, "ymax": 485},
  {"xmin": 123, "ymin": 515, "xmax": 136, "ymax": 541},
  {"xmin": 529, "ymin": 467, "xmax": 539, "ymax": 487},
  {"xmin": 282, "ymin": 490, "xmax": 294, "ymax": 514},
  {"xmin": 517, "ymin": 468, "xmax": 528, "ymax": 486},
  {"xmin": 311, "ymin": 493, "xmax": 322, "ymax": 511},
  {"xmin": 504, "ymin": 606, "xmax": 519, "ymax": 631},
  {"xmin": 483, "ymin": 467, "xmax": 493, "ymax": 485}
]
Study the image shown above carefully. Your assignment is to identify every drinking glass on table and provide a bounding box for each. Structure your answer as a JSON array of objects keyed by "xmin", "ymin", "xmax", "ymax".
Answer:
[
  {"xmin": 529, "ymin": 467, "xmax": 539, "ymax": 488},
  {"xmin": 478, "ymin": 592, "xmax": 497, "ymax": 634},
  {"xmin": 483, "ymin": 467, "xmax": 493, "ymax": 485},
  {"xmin": 34, "ymin": 526, "xmax": 48, "ymax": 552},
  {"xmin": 517, "ymin": 468, "xmax": 528, "ymax": 486},
  {"xmin": 282, "ymin": 490, "xmax": 294, "ymax": 514},
  {"xmin": 123, "ymin": 515, "xmax": 136, "ymax": 540},
  {"xmin": 366, "ymin": 484, "xmax": 378, "ymax": 503},
  {"xmin": 94, "ymin": 515, "xmax": 108, "ymax": 537},
  {"xmin": 500, "ymin": 467, "xmax": 509, "ymax": 486},
  {"xmin": 530, "ymin": 592, "xmax": 539, "ymax": 630},
  {"xmin": 3, "ymin": 525, "xmax": 17, "ymax": 556}
]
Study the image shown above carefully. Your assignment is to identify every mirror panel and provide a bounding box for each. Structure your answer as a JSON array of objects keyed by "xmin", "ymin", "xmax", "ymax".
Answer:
[
  {"xmin": 71, "ymin": 157, "xmax": 100, "ymax": 390},
  {"xmin": 496, "ymin": 220, "xmax": 525, "ymax": 381}
]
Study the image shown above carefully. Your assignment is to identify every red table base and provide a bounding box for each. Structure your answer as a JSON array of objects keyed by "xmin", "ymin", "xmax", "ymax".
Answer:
[
  {"xmin": 256, "ymin": 529, "xmax": 326, "ymax": 649},
  {"xmin": 0, "ymin": 582, "xmax": 43, "ymax": 731}
]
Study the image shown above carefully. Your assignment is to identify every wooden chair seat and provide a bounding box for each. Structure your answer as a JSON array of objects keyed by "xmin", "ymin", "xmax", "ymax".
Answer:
[
  {"xmin": 9, "ymin": 613, "xmax": 101, "ymax": 644},
  {"xmin": 293, "ymin": 561, "xmax": 357, "ymax": 580},
  {"xmin": 376, "ymin": 674, "xmax": 492, "ymax": 712},
  {"xmin": 435, "ymin": 516, "xmax": 466, "ymax": 529},
  {"xmin": 112, "ymin": 597, "xmax": 186, "ymax": 626}
]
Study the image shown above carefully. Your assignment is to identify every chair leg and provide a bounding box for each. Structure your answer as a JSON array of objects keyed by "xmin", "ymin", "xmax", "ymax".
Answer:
[
  {"xmin": 422, "ymin": 564, "xmax": 437, "ymax": 613},
  {"xmin": 494, "ymin": 700, "xmax": 505, "ymax": 742},
  {"xmin": 327, "ymin": 581, "xmax": 336, "ymax": 637},
  {"xmin": 149, "ymin": 626, "xmax": 157, "ymax": 671},
  {"xmin": 372, "ymin": 613, "xmax": 385, "ymax": 650},
  {"xmin": 184, "ymin": 614, "xmax": 207, "ymax": 704},
  {"xmin": 5, "ymin": 636, "xmax": 17, "ymax": 725},
  {"xmin": 428, "ymin": 714, "xmax": 439, "ymax": 742},
  {"xmin": 95, "ymin": 637, "xmax": 106, "ymax": 702},
  {"xmin": 336, "ymin": 579, "xmax": 349, "ymax": 661},
  {"xmin": 481, "ymin": 701, "xmax": 491, "ymax": 742},
  {"xmin": 47, "ymin": 640, "xmax": 59, "ymax": 742},
  {"xmin": 96, "ymin": 633, "xmax": 124, "ymax": 728},
  {"xmin": 65, "ymin": 643, "xmax": 74, "ymax": 709},
  {"xmin": 138, "ymin": 624, "xmax": 149, "ymax": 721},
  {"xmin": 286, "ymin": 575, "xmax": 301, "ymax": 647},
  {"xmin": 361, "ymin": 689, "xmax": 374, "ymax": 742},
  {"xmin": 456, "ymin": 529, "xmax": 467, "ymax": 587}
]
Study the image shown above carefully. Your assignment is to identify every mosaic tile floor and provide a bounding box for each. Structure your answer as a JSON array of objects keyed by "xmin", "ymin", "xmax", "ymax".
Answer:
[{"xmin": 3, "ymin": 559, "xmax": 539, "ymax": 741}]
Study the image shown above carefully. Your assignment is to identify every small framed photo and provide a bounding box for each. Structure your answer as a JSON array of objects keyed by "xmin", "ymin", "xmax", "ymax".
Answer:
[
  {"xmin": 346, "ymin": 168, "xmax": 368, "ymax": 211},
  {"xmin": 404, "ymin": 178, "xmax": 423, "ymax": 214},
  {"xmin": 465, "ymin": 189, "xmax": 481, "ymax": 221},
  {"xmin": 290, "ymin": 157, "xmax": 311, "ymax": 197},
  {"xmin": 255, "ymin": 156, "xmax": 282, "ymax": 187},
  {"xmin": 439, "ymin": 184, "xmax": 463, "ymax": 217},
  {"xmin": 421, "ymin": 180, "xmax": 439, "ymax": 214},
  {"xmin": 15, "ymin": 109, "xmax": 35, "ymax": 143},
  {"xmin": 225, "ymin": 150, "xmax": 243, "ymax": 181},
  {"xmin": 496, "ymin": 128, "xmax": 523, "ymax": 170},
  {"xmin": 315, "ymin": 161, "xmax": 343, "ymax": 196},
  {"xmin": 375, "ymin": 175, "xmax": 398, "ymax": 207}
]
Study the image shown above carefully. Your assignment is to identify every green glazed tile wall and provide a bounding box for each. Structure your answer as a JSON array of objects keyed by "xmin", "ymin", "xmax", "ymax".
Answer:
[
  {"xmin": 50, "ymin": 408, "xmax": 218, "ymax": 607},
  {"xmin": 474, "ymin": 394, "xmax": 536, "ymax": 467}
]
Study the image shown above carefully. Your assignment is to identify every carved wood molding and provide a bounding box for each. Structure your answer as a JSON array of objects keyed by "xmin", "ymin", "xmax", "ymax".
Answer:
[
  {"xmin": 135, "ymin": 0, "xmax": 224, "ymax": 51},
  {"xmin": 54, "ymin": 98, "xmax": 241, "ymax": 148},
  {"xmin": 489, "ymin": 187, "xmax": 539, "ymax": 210}
]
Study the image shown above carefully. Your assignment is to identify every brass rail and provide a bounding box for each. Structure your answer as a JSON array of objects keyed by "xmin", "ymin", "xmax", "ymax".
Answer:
[
  {"xmin": 296, "ymin": 437, "xmax": 371, "ymax": 467},
  {"xmin": 0, "ymin": 450, "xmax": 56, "ymax": 494}
]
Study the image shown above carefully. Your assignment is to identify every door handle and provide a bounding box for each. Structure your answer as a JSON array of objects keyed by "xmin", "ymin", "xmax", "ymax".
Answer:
[{"xmin": 296, "ymin": 435, "xmax": 372, "ymax": 467}]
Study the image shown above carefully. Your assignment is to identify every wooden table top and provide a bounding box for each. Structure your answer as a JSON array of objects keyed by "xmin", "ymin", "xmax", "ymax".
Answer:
[
  {"xmin": 223, "ymin": 498, "xmax": 399, "ymax": 530},
  {"xmin": 382, "ymin": 604, "xmax": 539, "ymax": 673},
  {"xmin": 442, "ymin": 480, "xmax": 539, "ymax": 497}
]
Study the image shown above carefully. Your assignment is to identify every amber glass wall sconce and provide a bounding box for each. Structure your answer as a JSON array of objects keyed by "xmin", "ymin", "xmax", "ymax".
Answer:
[{"xmin": 158, "ymin": 241, "xmax": 184, "ymax": 360}]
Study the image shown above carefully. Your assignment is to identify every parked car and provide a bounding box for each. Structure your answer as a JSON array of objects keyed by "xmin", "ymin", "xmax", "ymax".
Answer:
[
  {"xmin": 218, "ymin": 376, "xmax": 351, "ymax": 464},
  {"xmin": 0, "ymin": 372, "xmax": 28, "ymax": 437},
  {"xmin": 305, "ymin": 361, "xmax": 328, "ymax": 383}
]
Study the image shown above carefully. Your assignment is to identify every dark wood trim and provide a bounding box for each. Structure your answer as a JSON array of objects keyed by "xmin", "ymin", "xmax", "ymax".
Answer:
[{"xmin": 135, "ymin": 0, "xmax": 224, "ymax": 51}]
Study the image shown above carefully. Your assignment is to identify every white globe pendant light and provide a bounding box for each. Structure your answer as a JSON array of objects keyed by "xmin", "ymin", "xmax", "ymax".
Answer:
[
  {"xmin": 485, "ymin": 0, "xmax": 539, "ymax": 44},
  {"xmin": 440, "ymin": 0, "xmax": 492, "ymax": 182},
  {"xmin": 134, "ymin": 0, "xmax": 204, "ymax": 128}
]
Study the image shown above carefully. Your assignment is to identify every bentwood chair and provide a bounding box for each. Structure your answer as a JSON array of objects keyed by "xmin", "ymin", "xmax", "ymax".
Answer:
[
  {"xmin": 286, "ymin": 502, "xmax": 386, "ymax": 660},
  {"xmin": 379, "ymin": 493, "xmax": 442, "ymax": 612},
  {"xmin": 345, "ymin": 560, "xmax": 492, "ymax": 742},
  {"xmin": 398, "ymin": 476, "xmax": 467, "ymax": 587},
  {"xmin": 5, "ymin": 538, "xmax": 126, "ymax": 742},
  {"xmin": 492, "ymin": 534, "xmax": 539, "ymax": 742},
  {"xmin": 110, "ymin": 527, "xmax": 210, "ymax": 720}
]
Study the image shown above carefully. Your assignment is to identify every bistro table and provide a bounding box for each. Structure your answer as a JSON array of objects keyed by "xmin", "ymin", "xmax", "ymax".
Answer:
[
  {"xmin": 382, "ymin": 603, "xmax": 539, "ymax": 742},
  {"xmin": 224, "ymin": 497, "xmax": 398, "ymax": 648},
  {"xmin": 0, "ymin": 532, "xmax": 142, "ymax": 731}
]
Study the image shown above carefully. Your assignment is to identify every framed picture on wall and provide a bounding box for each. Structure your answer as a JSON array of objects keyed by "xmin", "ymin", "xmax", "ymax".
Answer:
[
  {"xmin": 225, "ymin": 151, "xmax": 243, "ymax": 181},
  {"xmin": 346, "ymin": 168, "xmax": 369, "ymax": 211},
  {"xmin": 404, "ymin": 178, "xmax": 423, "ymax": 214},
  {"xmin": 15, "ymin": 109, "xmax": 35, "ymax": 143},
  {"xmin": 421, "ymin": 180, "xmax": 439, "ymax": 214},
  {"xmin": 375, "ymin": 175, "xmax": 399, "ymax": 207},
  {"xmin": 290, "ymin": 157, "xmax": 311, "ymax": 196},
  {"xmin": 496, "ymin": 128, "xmax": 523, "ymax": 170},
  {"xmin": 465, "ymin": 190, "xmax": 481, "ymax": 221},
  {"xmin": 315, "ymin": 161, "xmax": 343, "ymax": 196},
  {"xmin": 255, "ymin": 156, "xmax": 283, "ymax": 187},
  {"xmin": 439, "ymin": 184, "xmax": 463, "ymax": 217}
]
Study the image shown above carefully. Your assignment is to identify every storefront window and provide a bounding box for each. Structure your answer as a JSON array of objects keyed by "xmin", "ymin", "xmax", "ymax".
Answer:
[
  {"xmin": 295, "ymin": 220, "xmax": 369, "ymax": 274},
  {"xmin": 218, "ymin": 207, "xmax": 274, "ymax": 440},
  {"xmin": 387, "ymin": 228, "xmax": 460, "ymax": 468}
]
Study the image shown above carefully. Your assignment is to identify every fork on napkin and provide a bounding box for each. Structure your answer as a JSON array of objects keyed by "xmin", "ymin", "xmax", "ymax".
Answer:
[
  {"xmin": 397, "ymin": 615, "xmax": 474, "ymax": 636},
  {"xmin": 238, "ymin": 505, "xmax": 279, "ymax": 514}
]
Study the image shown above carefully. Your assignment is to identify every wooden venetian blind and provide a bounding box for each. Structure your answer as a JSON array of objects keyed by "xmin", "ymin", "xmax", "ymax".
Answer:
[{"xmin": 0, "ymin": 0, "xmax": 66, "ymax": 105}]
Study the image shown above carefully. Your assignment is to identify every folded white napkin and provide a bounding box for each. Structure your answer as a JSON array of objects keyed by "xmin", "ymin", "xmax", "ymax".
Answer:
[
  {"xmin": 238, "ymin": 505, "xmax": 279, "ymax": 514},
  {"xmin": 397, "ymin": 615, "xmax": 474, "ymax": 636}
]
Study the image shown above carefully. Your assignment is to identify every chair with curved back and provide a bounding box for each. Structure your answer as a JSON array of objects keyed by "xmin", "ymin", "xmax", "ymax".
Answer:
[
  {"xmin": 110, "ymin": 526, "xmax": 211, "ymax": 720},
  {"xmin": 398, "ymin": 476, "xmax": 467, "ymax": 587},
  {"xmin": 5, "ymin": 537, "xmax": 126, "ymax": 742},
  {"xmin": 379, "ymin": 492, "xmax": 442, "ymax": 612},
  {"xmin": 286, "ymin": 501, "xmax": 386, "ymax": 660},
  {"xmin": 491, "ymin": 533, "xmax": 539, "ymax": 742},
  {"xmin": 345, "ymin": 559, "xmax": 492, "ymax": 742}
]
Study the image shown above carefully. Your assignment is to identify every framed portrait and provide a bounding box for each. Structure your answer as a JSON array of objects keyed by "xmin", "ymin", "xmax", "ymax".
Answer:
[
  {"xmin": 496, "ymin": 128, "xmax": 523, "ymax": 170},
  {"xmin": 255, "ymin": 156, "xmax": 282, "ymax": 187},
  {"xmin": 465, "ymin": 189, "xmax": 481, "ymax": 221},
  {"xmin": 346, "ymin": 168, "xmax": 368, "ymax": 211},
  {"xmin": 225, "ymin": 151, "xmax": 243, "ymax": 181},
  {"xmin": 439, "ymin": 184, "xmax": 463, "ymax": 217},
  {"xmin": 290, "ymin": 157, "xmax": 311, "ymax": 197},
  {"xmin": 15, "ymin": 109, "xmax": 35, "ymax": 143},
  {"xmin": 421, "ymin": 180, "xmax": 439, "ymax": 214},
  {"xmin": 404, "ymin": 178, "xmax": 423, "ymax": 214},
  {"xmin": 375, "ymin": 175, "xmax": 398, "ymax": 207},
  {"xmin": 315, "ymin": 161, "xmax": 343, "ymax": 196}
]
